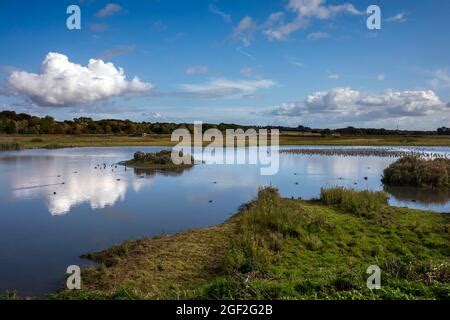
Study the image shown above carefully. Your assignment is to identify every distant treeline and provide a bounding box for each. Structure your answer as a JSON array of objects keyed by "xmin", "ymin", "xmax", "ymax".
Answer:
[{"xmin": 0, "ymin": 110, "xmax": 449, "ymax": 136}]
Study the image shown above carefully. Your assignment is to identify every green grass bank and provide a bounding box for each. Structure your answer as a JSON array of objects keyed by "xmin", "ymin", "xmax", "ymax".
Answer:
[{"xmin": 52, "ymin": 187, "xmax": 450, "ymax": 300}]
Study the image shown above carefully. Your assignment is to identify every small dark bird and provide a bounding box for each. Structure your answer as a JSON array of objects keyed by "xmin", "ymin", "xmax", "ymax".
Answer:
[
  {"xmin": 209, "ymin": 200, "xmax": 213, "ymax": 203},
  {"xmin": 53, "ymin": 192, "xmax": 56, "ymax": 195},
  {"xmin": 364, "ymin": 177, "xmax": 368, "ymax": 180}
]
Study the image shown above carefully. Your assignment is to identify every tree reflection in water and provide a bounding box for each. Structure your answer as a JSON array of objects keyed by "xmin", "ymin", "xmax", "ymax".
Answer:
[{"xmin": 385, "ymin": 186, "xmax": 450, "ymax": 205}]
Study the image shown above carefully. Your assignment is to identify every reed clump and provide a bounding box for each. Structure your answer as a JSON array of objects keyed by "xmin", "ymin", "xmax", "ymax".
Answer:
[
  {"xmin": 382, "ymin": 156, "xmax": 450, "ymax": 189},
  {"xmin": 320, "ymin": 187, "xmax": 388, "ymax": 218}
]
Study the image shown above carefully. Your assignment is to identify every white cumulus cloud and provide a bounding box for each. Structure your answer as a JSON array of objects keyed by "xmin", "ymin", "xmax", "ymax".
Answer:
[
  {"xmin": 7, "ymin": 52, "xmax": 153, "ymax": 106},
  {"xmin": 272, "ymin": 87, "xmax": 448, "ymax": 120}
]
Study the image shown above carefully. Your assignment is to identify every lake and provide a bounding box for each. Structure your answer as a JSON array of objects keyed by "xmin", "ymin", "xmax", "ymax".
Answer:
[{"xmin": 0, "ymin": 146, "xmax": 449, "ymax": 297}]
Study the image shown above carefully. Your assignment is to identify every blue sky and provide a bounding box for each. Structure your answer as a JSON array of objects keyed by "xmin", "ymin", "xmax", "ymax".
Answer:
[{"xmin": 0, "ymin": 0, "xmax": 449, "ymax": 129}]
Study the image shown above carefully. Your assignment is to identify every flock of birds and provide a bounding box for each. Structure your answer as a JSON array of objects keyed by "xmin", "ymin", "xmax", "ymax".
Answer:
[
  {"xmin": 52, "ymin": 162, "xmax": 125, "ymax": 195},
  {"xmin": 93, "ymin": 162, "xmax": 127, "ymax": 181},
  {"xmin": 279, "ymin": 148, "xmax": 450, "ymax": 158}
]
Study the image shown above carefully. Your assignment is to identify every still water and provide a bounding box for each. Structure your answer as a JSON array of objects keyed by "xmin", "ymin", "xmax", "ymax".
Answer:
[{"xmin": 0, "ymin": 146, "xmax": 449, "ymax": 296}]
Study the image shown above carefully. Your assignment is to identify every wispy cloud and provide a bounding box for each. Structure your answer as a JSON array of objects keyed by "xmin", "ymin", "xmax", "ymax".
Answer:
[
  {"xmin": 387, "ymin": 11, "xmax": 407, "ymax": 23},
  {"xmin": 429, "ymin": 68, "xmax": 450, "ymax": 89},
  {"xmin": 151, "ymin": 20, "xmax": 168, "ymax": 32},
  {"xmin": 231, "ymin": 1, "xmax": 361, "ymax": 43},
  {"xmin": 232, "ymin": 16, "xmax": 257, "ymax": 46},
  {"xmin": 89, "ymin": 23, "xmax": 108, "ymax": 32},
  {"xmin": 286, "ymin": 56, "xmax": 305, "ymax": 68},
  {"xmin": 209, "ymin": 4, "xmax": 232, "ymax": 24},
  {"xmin": 95, "ymin": 3, "xmax": 124, "ymax": 18},
  {"xmin": 236, "ymin": 47, "xmax": 256, "ymax": 60},
  {"xmin": 328, "ymin": 73, "xmax": 340, "ymax": 80},
  {"xmin": 307, "ymin": 31, "xmax": 329, "ymax": 40},
  {"xmin": 263, "ymin": 17, "xmax": 307, "ymax": 41},
  {"xmin": 240, "ymin": 67, "xmax": 262, "ymax": 79},
  {"xmin": 263, "ymin": 0, "xmax": 361, "ymax": 40},
  {"xmin": 179, "ymin": 78, "xmax": 275, "ymax": 99},
  {"xmin": 287, "ymin": 0, "xmax": 361, "ymax": 19},
  {"xmin": 185, "ymin": 65, "xmax": 209, "ymax": 75},
  {"xmin": 98, "ymin": 45, "xmax": 135, "ymax": 59},
  {"xmin": 164, "ymin": 32, "xmax": 186, "ymax": 44}
]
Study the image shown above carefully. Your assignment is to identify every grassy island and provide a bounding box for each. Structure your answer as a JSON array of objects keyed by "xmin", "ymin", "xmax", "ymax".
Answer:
[
  {"xmin": 382, "ymin": 156, "xmax": 450, "ymax": 189},
  {"xmin": 120, "ymin": 150, "xmax": 195, "ymax": 170},
  {"xmin": 52, "ymin": 187, "xmax": 449, "ymax": 300}
]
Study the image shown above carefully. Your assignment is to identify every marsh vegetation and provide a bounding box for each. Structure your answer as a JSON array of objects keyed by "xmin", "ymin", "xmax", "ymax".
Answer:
[{"xmin": 382, "ymin": 156, "xmax": 450, "ymax": 189}]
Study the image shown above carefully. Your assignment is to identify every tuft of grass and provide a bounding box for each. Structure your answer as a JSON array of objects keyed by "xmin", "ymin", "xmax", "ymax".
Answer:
[
  {"xmin": 225, "ymin": 187, "xmax": 309, "ymax": 273},
  {"xmin": 320, "ymin": 187, "xmax": 388, "ymax": 218},
  {"xmin": 382, "ymin": 156, "xmax": 450, "ymax": 189}
]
